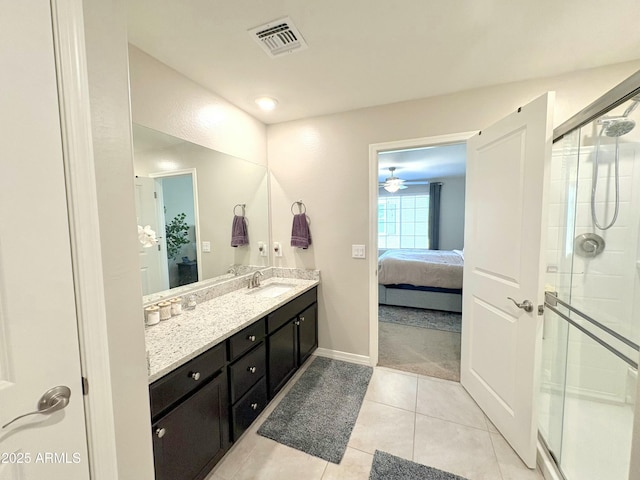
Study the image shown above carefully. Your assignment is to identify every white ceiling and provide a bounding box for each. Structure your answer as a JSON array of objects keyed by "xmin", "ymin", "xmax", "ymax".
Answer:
[
  {"xmin": 378, "ymin": 143, "xmax": 467, "ymax": 184},
  {"xmin": 126, "ymin": 1, "xmax": 640, "ymax": 125}
]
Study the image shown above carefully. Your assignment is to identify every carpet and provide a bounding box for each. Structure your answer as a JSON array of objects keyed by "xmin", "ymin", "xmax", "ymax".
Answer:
[
  {"xmin": 257, "ymin": 356, "xmax": 373, "ymax": 463},
  {"xmin": 378, "ymin": 322, "xmax": 461, "ymax": 381},
  {"xmin": 369, "ymin": 451, "xmax": 469, "ymax": 480},
  {"xmin": 379, "ymin": 305, "xmax": 462, "ymax": 333}
]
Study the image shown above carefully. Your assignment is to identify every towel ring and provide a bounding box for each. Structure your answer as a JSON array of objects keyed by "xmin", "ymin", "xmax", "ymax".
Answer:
[
  {"xmin": 291, "ymin": 201, "xmax": 306, "ymax": 215},
  {"xmin": 234, "ymin": 203, "xmax": 246, "ymax": 216}
]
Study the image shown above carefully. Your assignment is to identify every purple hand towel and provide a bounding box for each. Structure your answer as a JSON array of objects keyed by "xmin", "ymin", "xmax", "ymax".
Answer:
[
  {"xmin": 291, "ymin": 213, "xmax": 312, "ymax": 249},
  {"xmin": 231, "ymin": 215, "xmax": 249, "ymax": 247}
]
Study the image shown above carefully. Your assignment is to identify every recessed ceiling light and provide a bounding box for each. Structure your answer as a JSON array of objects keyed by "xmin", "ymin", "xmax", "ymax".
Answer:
[{"xmin": 255, "ymin": 96, "xmax": 278, "ymax": 111}]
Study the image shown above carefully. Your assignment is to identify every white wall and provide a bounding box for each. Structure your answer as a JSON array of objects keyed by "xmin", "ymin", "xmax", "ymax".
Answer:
[
  {"xmin": 434, "ymin": 176, "xmax": 465, "ymax": 250},
  {"xmin": 128, "ymin": 45, "xmax": 267, "ymax": 166},
  {"xmin": 83, "ymin": 1, "xmax": 154, "ymax": 478},
  {"xmin": 268, "ymin": 60, "xmax": 640, "ymax": 358}
]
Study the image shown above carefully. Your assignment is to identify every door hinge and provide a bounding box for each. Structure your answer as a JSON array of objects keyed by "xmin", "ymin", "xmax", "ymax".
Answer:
[
  {"xmin": 538, "ymin": 305, "xmax": 544, "ymax": 316},
  {"xmin": 81, "ymin": 376, "xmax": 89, "ymax": 395},
  {"xmin": 154, "ymin": 191, "xmax": 157, "ymax": 199}
]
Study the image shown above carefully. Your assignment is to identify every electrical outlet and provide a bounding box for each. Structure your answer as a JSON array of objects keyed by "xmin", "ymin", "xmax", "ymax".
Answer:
[
  {"xmin": 202, "ymin": 241, "xmax": 211, "ymax": 253},
  {"xmin": 352, "ymin": 244, "xmax": 366, "ymax": 259}
]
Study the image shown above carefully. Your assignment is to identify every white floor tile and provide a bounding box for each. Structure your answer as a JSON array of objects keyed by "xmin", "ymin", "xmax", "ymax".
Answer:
[
  {"xmin": 413, "ymin": 413, "xmax": 503, "ymax": 480},
  {"xmin": 229, "ymin": 435, "xmax": 327, "ymax": 480},
  {"xmin": 321, "ymin": 447, "xmax": 374, "ymax": 480},
  {"xmin": 416, "ymin": 376, "xmax": 487, "ymax": 430},
  {"xmin": 365, "ymin": 368, "xmax": 418, "ymax": 412},
  {"xmin": 348, "ymin": 400, "xmax": 415, "ymax": 460},
  {"xmin": 490, "ymin": 433, "xmax": 543, "ymax": 480}
]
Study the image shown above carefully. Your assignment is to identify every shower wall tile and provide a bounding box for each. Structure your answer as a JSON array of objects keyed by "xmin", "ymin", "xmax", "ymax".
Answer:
[
  {"xmin": 574, "ymin": 202, "xmax": 632, "ymax": 228},
  {"xmin": 577, "ymin": 175, "xmax": 633, "ymax": 203}
]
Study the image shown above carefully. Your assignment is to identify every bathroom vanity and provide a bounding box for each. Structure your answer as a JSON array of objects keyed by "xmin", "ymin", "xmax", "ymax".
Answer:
[{"xmin": 146, "ymin": 273, "xmax": 319, "ymax": 480}]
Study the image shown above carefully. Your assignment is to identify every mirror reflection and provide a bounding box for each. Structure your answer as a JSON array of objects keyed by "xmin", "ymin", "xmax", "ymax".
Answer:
[{"xmin": 132, "ymin": 124, "xmax": 270, "ymax": 299}]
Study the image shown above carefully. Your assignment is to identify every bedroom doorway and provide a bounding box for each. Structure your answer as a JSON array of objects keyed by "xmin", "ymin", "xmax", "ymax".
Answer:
[{"xmin": 368, "ymin": 132, "xmax": 475, "ymax": 381}]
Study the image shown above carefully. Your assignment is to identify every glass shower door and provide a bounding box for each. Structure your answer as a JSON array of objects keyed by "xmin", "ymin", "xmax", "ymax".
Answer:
[{"xmin": 540, "ymin": 94, "xmax": 640, "ymax": 480}]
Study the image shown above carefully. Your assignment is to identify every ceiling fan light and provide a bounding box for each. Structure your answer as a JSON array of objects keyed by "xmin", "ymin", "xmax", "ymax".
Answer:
[{"xmin": 384, "ymin": 184, "xmax": 400, "ymax": 193}]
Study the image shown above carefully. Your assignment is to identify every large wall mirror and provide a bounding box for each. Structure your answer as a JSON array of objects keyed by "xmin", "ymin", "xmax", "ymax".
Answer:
[{"xmin": 132, "ymin": 124, "xmax": 270, "ymax": 301}]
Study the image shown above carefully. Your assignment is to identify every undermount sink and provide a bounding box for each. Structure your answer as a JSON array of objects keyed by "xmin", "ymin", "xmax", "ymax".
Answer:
[{"xmin": 246, "ymin": 282, "xmax": 296, "ymax": 298}]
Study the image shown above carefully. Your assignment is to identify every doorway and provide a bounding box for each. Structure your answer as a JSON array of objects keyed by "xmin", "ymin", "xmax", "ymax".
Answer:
[{"xmin": 368, "ymin": 132, "xmax": 475, "ymax": 375}]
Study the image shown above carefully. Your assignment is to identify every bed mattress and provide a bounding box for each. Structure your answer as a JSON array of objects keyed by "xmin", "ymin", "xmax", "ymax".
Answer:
[{"xmin": 378, "ymin": 249, "xmax": 463, "ymax": 289}]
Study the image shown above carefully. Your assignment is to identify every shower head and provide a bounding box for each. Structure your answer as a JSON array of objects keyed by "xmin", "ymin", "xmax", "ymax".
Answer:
[
  {"xmin": 603, "ymin": 118, "xmax": 636, "ymax": 137},
  {"xmin": 599, "ymin": 115, "xmax": 636, "ymax": 137}
]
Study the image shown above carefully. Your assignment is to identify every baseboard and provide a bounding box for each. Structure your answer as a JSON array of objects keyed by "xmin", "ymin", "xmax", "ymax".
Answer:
[
  {"xmin": 313, "ymin": 348, "xmax": 371, "ymax": 367},
  {"xmin": 537, "ymin": 436, "xmax": 564, "ymax": 480}
]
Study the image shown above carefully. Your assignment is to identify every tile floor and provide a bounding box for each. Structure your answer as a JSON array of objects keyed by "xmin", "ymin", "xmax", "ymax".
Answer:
[{"xmin": 208, "ymin": 359, "xmax": 544, "ymax": 480}]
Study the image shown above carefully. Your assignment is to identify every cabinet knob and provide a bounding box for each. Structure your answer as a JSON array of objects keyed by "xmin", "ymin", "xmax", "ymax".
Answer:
[
  {"xmin": 155, "ymin": 427, "xmax": 166, "ymax": 438},
  {"xmin": 300, "ymin": 316, "xmax": 305, "ymax": 322},
  {"xmin": 247, "ymin": 335, "xmax": 256, "ymax": 342},
  {"xmin": 190, "ymin": 372, "xmax": 201, "ymax": 381},
  {"xmin": 251, "ymin": 403, "xmax": 259, "ymax": 410},
  {"xmin": 294, "ymin": 320, "xmax": 300, "ymax": 326},
  {"xmin": 248, "ymin": 366, "xmax": 257, "ymax": 374}
]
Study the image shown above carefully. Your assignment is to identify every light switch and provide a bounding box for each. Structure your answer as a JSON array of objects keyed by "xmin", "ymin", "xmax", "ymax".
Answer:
[
  {"xmin": 274, "ymin": 242, "xmax": 283, "ymax": 257},
  {"xmin": 352, "ymin": 244, "xmax": 366, "ymax": 259},
  {"xmin": 202, "ymin": 241, "xmax": 211, "ymax": 253},
  {"xmin": 258, "ymin": 241, "xmax": 268, "ymax": 257}
]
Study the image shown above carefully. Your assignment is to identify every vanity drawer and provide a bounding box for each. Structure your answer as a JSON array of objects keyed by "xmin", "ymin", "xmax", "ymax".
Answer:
[
  {"xmin": 231, "ymin": 377, "xmax": 268, "ymax": 441},
  {"xmin": 228, "ymin": 319, "xmax": 265, "ymax": 361},
  {"xmin": 267, "ymin": 287, "xmax": 317, "ymax": 333},
  {"xmin": 229, "ymin": 343, "xmax": 266, "ymax": 403},
  {"xmin": 150, "ymin": 343, "xmax": 226, "ymax": 419}
]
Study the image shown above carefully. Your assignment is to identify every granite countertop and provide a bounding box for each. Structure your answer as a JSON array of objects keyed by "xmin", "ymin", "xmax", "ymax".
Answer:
[{"xmin": 145, "ymin": 277, "xmax": 319, "ymax": 383}]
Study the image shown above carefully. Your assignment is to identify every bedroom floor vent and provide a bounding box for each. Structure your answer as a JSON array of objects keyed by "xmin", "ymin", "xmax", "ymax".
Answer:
[{"xmin": 248, "ymin": 16, "xmax": 308, "ymax": 58}]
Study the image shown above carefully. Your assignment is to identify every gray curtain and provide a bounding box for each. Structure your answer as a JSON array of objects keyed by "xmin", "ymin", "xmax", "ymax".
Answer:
[{"xmin": 428, "ymin": 182, "xmax": 442, "ymax": 250}]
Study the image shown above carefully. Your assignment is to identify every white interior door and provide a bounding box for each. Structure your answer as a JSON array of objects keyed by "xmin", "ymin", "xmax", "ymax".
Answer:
[
  {"xmin": 135, "ymin": 176, "xmax": 169, "ymax": 295},
  {"xmin": 0, "ymin": 1, "xmax": 90, "ymax": 478},
  {"xmin": 461, "ymin": 92, "xmax": 554, "ymax": 468}
]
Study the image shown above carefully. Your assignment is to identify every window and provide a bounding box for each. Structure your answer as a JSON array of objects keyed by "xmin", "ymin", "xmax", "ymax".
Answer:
[{"xmin": 378, "ymin": 194, "xmax": 429, "ymax": 249}]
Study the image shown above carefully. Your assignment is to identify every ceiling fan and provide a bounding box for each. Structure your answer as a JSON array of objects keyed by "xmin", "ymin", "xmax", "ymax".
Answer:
[{"xmin": 379, "ymin": 167, "xmax": 408, "ymax": 193}]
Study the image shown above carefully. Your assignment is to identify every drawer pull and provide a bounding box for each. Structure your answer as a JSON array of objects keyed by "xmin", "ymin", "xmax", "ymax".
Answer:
[
  {"xmin": 247, "ymin": 335, "xmax": 256, "ymax": 342},
  {"xmin": 251, "ymin": 403, "xmax": 259, "ymax": 410},
  {"xmin": 248, "ymin": 366, "xmax": 257, "ymax": 374},
  {"xmin": 155, "ymin": 427, "xmax": 166, "ymax": 438},
  {"xmin": 190, "ymin": 372, "xmax": 201, "ymax": 381}
]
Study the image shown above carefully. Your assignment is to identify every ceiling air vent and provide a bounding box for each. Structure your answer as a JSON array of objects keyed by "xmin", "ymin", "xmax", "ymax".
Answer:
[{"xmin": 248, "ymin": 16, "xmax": 308, "ymax": 58}]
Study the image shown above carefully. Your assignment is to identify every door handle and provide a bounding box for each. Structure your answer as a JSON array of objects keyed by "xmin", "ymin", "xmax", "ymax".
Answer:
[
  {"xmin": 2, "ymin": 386, "xmax": 71, "ymax": 429},
  {"xmin": 507, "ymin": 297, "xmax": 534, "ymax": 313}
]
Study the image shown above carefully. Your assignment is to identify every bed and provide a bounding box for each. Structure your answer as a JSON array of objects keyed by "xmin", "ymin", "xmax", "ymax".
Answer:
[{"xmin": 378, "ymin": 248, "xmax": 464, "ymax": 312}]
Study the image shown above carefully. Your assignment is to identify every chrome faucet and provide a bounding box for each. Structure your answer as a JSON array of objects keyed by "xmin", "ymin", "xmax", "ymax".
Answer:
[{"xmin": 248, "ymin": 270, "xmax": 263, "ymax": 289}]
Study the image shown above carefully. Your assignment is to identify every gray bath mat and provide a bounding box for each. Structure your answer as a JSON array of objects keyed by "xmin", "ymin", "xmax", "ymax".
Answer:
[
  {"xmin": 257, "ymin": 356, "xmax": 373, "ymax": 463},
  {"xmin": 369, "ymin": 451, "xmax": 469, "ymax": 480},
  {"xmin": 379, "ymin": 305, "xmax": 461, "ymax": 333}
]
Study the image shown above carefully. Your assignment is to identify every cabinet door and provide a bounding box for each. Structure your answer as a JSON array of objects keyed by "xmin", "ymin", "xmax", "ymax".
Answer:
[
  {"xmin": 152, "ymin": 371, "xmax": 229, "ymax": 480},
  {"xmin": 298, "ymin": 303, "xmax": 318, "ymax": 365},
  {"xmin": 268, "ymin": 320, "xmax": 297, "ymax": 398}
]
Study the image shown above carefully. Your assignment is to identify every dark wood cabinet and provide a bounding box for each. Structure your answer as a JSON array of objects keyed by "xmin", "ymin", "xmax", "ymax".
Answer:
[
  {"xmin": 231, "ymin": 377, "xmax": 268, "ymax": 440},
  {"xmin": 267, "ymin": 320, "xmax": 298, "ymax": 398},
  {"xmin": 267, "ymin": 287, "xmax": 318, "ymax": 398},
  {"xmin": 149, "ymin": 285, "xmax": 318, "ymax": 479},
  {"xmin": 177, "ymin": 261, "xmax": 198, "ymax": 286},
  {"xmin": 298, "ymin": 303, "xmax": 318, "ymax": 365},
  {"xmin": 152, "ymin": 370, "xmax": 229, "ymax": 480}
]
